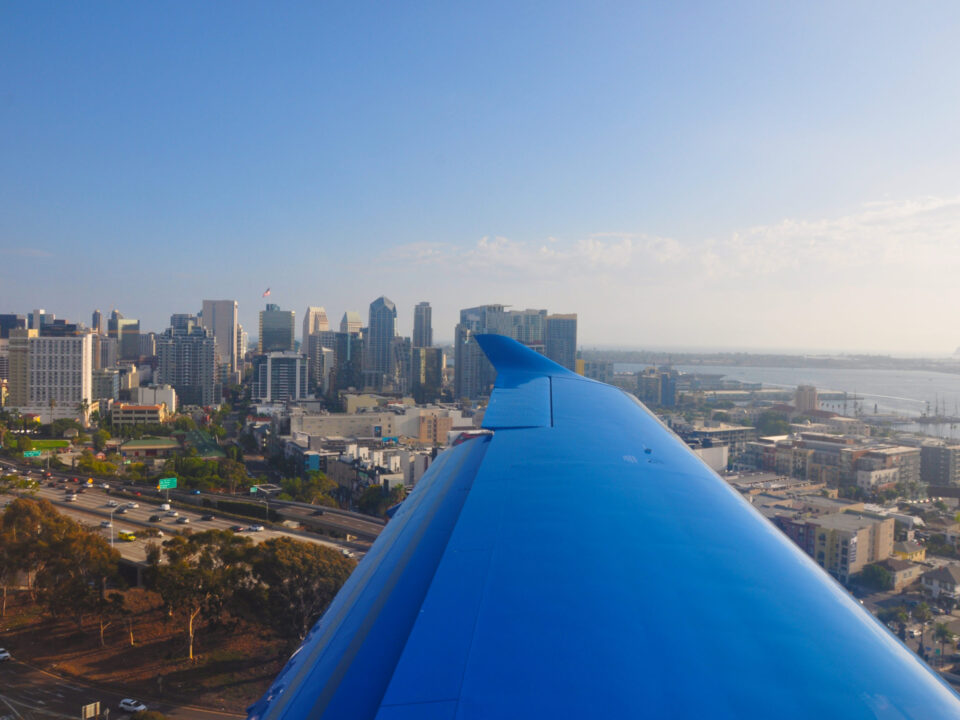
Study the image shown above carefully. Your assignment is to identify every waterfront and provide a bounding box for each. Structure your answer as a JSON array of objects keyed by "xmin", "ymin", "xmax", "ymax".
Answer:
[{"xmin": 616, "ymin": 363, "xmax": 960, "ymax": 440}]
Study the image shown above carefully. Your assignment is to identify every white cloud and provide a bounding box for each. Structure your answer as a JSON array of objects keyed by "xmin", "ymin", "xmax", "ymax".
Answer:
[{"xmin": 378, "ymin": 194, "xmax": 960, "ymax": 352}]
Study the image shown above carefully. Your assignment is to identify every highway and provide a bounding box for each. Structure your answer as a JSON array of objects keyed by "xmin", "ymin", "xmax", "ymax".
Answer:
[
  {"xmin": 0, "ymin": 460, "xmax": 369, "ymax": 564},
  {"xmin": 0, "ymin": 658, "xmax": 242, "ymax": 720}
]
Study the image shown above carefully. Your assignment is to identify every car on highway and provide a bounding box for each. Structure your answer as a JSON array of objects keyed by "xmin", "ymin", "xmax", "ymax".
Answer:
[
  {"xmin": 149, "ymin": 515, "xmax": 162, "ymax": 522},
  {"xmin": 0, "ymin": 648, "xmax": 11, "ymax": 661},
  {"xmin": 65, "ymin": 494, "xmax": 78, "ymax": 502},
  {"xmin": 165, "ymin": 510, "xmax": 179, "ymax": 517},
  {"xmin": 116, "ymin": 507, "xmax": 128, "ymax": 514},
  {"xmin": 311, "ymin": 509, "xmax": 325, "ymax": 516},
  {"xmin": 47, "ymin": 482, "xmax": 57, "ymax": 488},
  {"xmin": 118, "ymin": 699, "xmax": 147, "ymax": 713},
  {"xmin": 126, "ymin": 502, "xmax": 139, "ymax": 508},
  {"xmin": 100, "ymin": 482, "xmax": 110, "ymax": 489},
  {"xmin": 118, "ymin": 531, "xmax": 136, "ymax": 541},
  {"xmin": 100, "ymin": 521, "xmax": 112, "ymax": 529},
  {"xmin": 107, "ymin": 500, "xmax": 119, "ymax": 507},
  {"xmin": 191, "ymin": 489, "xmax": 202, "ymax": 495},
  {"xmin": 229, "ymin": 525, "xmax": 245, "ymax": 532},
  {"xmin": 176, "ymin": 516, "xmax": 190, "ymax": 524},
  {"xmin": 76, "ymin": 487, "xmax": 86, "ymax": 493},
  {"xmin": 201, "ymin": 513, "xmax": 215, "ymax": 521},
  {"xmin": 247, "ymin": 524, "xmax": 265, "ymax": 532}
]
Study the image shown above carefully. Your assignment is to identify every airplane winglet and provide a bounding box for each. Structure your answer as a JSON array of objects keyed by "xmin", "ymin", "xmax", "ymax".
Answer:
[{"xmin": 474, "ymin": 333, "xmax": 578, "ymax": 379}]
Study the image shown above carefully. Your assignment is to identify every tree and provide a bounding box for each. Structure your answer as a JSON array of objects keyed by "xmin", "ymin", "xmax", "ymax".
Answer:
[
  {"xmin": 755, "ymin": 411, "xmax": 790, "ymax": 436},
  {"xmin": 357, "ymin": 484, "xmax": 406, "ymax": 518},
  {"xmin": 246, "ymin": 537, "xmax": 355, "ymax": 640},
  {"xmin": 934, "ymin": 622, "xmax": 954, "ymax": 665},
  {"xmin": 860, "ymin": 563, "xmax": 894, "ymax": 591},
  {"xmin": 92, "ymin": 429, "xmax": 111, "ymax": 452},
  {"xmin": 147, "ymin": 530, "xmax": 253, "ymax": 660},
  {"xmin": 913, "ymin": 602, "xmax": 933, "ymax": 659},
  {"xmin": 878, "ymin": 605, "xmax": 910, "ymax": 641}
]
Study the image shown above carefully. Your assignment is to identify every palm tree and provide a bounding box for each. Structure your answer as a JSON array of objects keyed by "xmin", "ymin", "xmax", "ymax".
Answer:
[
  {"xmin": 934, "ymin": 622, "xmax": 954, "ymax": 666},
  {"xmin": 78, "ymin": 399, "xmax": 90, "ymax": 427},
  {"xmin": 913, "ymin": 602, "xmax": 933, "ymax": 659},
  {"xmin": 48, "ymin": 397, "xmax": 56, "ymax": 426}
]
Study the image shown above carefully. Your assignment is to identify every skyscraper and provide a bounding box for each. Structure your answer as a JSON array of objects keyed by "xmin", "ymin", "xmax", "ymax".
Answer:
[
  {"xmin": 454, "ymin": 304, "xmax": 509, "ymax": 400},
  {"xmin": 156, "ymin": 320, "xmax": 219, "ymax": 406},
  {"xmin": 413, "ymin": 301, "xmax": 433, "ymax": 348},
  {"xmin": 201, "ymin": 299, "xmax": 239, "ymax": 380},
  {"xmin": 108, "ymin": 310, "xmax": 140, "ymax": 361},
  {"xmin": 91, "ymin": 309, "xmax": 103, "ymax": 334},
  {"xmin": 340, "ymin": 311, "xmax": 363, "ymax": 335},
  {"xmin": 545, "ymin": 314, "xmax": 577, "ymax": 371},
  {"xmin": 258, "ymin": 304, "xmax": 295, "ymax": 354},
  {"xmin": 366, "ymin": 296, "xmax": 397, "ymax": 389},
  {"xmin": 302, "ymin": 306, "xmax": 330, "ymax": 347},
  {"xmin": 411, "ymin": 346, "xmax": 443, "ymax": 404},
  {"xmin": 253, "ymin": 352, "xmax": 308, "ymax": 402}
]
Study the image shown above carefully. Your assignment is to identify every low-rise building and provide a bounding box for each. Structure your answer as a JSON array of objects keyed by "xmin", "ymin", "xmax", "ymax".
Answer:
[
  {"xmin": 120, "ymin": 436, "xmax": 180, "ymax": 459},
  {"xmin": 111, "ymin": 403, "xmax": 170, "ymax": 427},
  {"xmin": 878, "ymin": 558, "xmax": 922, "ymax": 591},
  {"xmin": 893, "ymin": 540, "xmax": 926, "ymax": 562},
  {"xmin": 921, "ymin": 564, "xmax": 960, "ymax": 600}
]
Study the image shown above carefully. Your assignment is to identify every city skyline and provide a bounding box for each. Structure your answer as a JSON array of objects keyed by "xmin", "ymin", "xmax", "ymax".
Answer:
[{"xmin": 4, "ymin": 4, "xmax": 960, "ymax": 353}]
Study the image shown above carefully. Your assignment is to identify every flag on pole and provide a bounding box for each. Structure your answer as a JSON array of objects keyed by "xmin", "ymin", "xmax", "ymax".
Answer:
[{"xmin": 262, "ymin": 288, "xmax": 271, "ymax": 297}]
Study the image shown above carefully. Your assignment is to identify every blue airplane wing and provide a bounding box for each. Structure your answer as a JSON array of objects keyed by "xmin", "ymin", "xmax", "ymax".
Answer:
[{"xmin": 248, "ymin": 334, "xmax": 960, "ymax": 719}]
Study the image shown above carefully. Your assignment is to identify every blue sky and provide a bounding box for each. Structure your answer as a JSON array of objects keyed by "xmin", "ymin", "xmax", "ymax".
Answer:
[{"xmin": 3, "ymin": 2, "xmax": 960, "ymax": 352}]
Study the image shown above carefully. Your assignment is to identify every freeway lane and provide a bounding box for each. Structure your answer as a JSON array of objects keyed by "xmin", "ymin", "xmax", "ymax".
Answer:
[{"xmin": 0, "ymin": 659, "xmax": 242, "ymax": 720}]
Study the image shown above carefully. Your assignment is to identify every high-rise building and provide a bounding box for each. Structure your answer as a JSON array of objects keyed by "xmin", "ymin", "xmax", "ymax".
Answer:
[
  {"xmin": 170, "ymin": 313, "xmax": 198, "ymax": 332},
  {"xmin": 156, "ymin": 322, "xmax": 219, "ymax": 406},
  {"xmin": 108, "ymin": 310, "xmax": 140, "ymax": 361},
  {"xmin": 201, "ymin": 299, "xmax": 239, "ymax": 379},
  {"xmin": 307, "ymin": 330, "xmax": 337, "ymax": 391},
  {"xmin": 7, "ymin": 327, "xmax": 93, "ymax": 422},
  {"xmin": 329, "ymin": 332, "xmax": 364, "ymax": 394},
  {"xmin": 139, "ymin": 332, "xmax": 157, "ymax": 357},
  {"xmin": 91, "ymin": 309, "xmax": 103, "ymax": 335},
  {"xmin": 921, "ymin": 444, "xmax": 960, "ymax": 486},
  {"xmin": 340, "ymin": 311, "xmax": 363, "ymax": 335},
  {"xmin": 92, "ymin": 368, "xmax": 121, "ymax": 402},
  {"xmin": 258, "ymin": 304, "xmax": 295, "ymax": 354},
  {"xmin": 237, "ymin": 324, "xmax": 248, "ymax": 361},
  {"xmin": 454, "ymin": 304, "xmax": 509, "ymax": 400},
  {"xmin": 0, "ymin": 314, "xmax": 27, "ymax": 339},
  {"xmin": 411, "ymin": 347, "xmax": 443, "ymax": 404},
  {"xmin": 545, "ymin": 314, "xmax": 577, "ymax": 371},
  {"xmin": 366, "ymin": 296, "xmax": 397, "ymax": 390},
  {"xmin": 509, "ymin": 309, "xmax": 548, "ymax": 348},
  {"xmin": 31, "ymin": 309, "xmax": 54, "ymax": 330},
  {"xmin": 413, "ymin": 302, "xmax": 433, "ymax": 348},
  {"xmin": 253, "ymin": 352, "xmax": 309, "ymax": 403},
  {"xmin": 302, "ymin": 306, "xmax": 330, "ymax": 347},
  {"xmin": 796, "ymin": 385, "xmax": 819, "ymax": 413}
]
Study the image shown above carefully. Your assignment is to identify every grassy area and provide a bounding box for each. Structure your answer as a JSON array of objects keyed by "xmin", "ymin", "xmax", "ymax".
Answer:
[{"xmin": 31, "ymin": 439, "xmax": 70, "ymax": 449}]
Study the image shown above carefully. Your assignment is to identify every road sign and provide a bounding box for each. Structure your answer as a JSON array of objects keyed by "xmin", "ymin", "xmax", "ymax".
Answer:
[
  {"xmin": 157, "ymin": 477, "xmax": 177, "ymax": 490},
  {"xmin": 81, "ymin": 701, "xmax": 100, "ymax": 719},
  {"xmin": 250, "ymin": 486, "xmax": 259, "ymax": 493},
  {"xmin": 22, "ymin": 450, "xmax": 41, "ymax": 457}
]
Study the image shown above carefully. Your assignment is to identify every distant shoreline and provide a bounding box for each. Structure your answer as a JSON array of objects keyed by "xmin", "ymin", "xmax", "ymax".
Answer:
[{"xmin": 581, "ymin": 350, "xmax": 960, "ymax": 375}]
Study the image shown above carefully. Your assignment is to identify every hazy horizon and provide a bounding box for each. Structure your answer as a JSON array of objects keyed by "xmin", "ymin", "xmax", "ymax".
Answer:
[{"xmin": 4, "ymin": 4, "xmax": 960, "ymax": 354}]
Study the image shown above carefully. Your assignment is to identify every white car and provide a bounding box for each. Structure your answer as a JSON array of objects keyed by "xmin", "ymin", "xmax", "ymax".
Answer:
[
  {"xmin": 247, "ymin": 524, "xmax": 265, "ymax": 532},
  {"xmin": 165, "ymin": 510, "xmax": 179, "ymax": 517},
  {"xmin": 0, "ymin": 648, "xmax": 10, "ymax": 661},
  {"xmin": 126, "ymin": 502, "xmax": 139, "ymax": 508},
  {"xmin": 106, "ymin": 500, "xmax": 119, "ymax": 507},
  {"xmin": 118, "ymin": 698, "xmax": 147, "ymax": 712},
  {"xmin": 100, "ymin": 521, "xmax": 112, "ymax": 529}
]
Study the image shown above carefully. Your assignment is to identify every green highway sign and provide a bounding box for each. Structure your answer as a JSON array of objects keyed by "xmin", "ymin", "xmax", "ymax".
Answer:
[
  {"xmin": 250, "ymin": 486, "xmax": 259, "ymax": 493},
  {"xmin": 157, "ymin": 477, "xmax": 177, "ymax": 490},
  {"xmin": 22, "ymin": 450, "xmax": 41, "ymax": 457}
]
